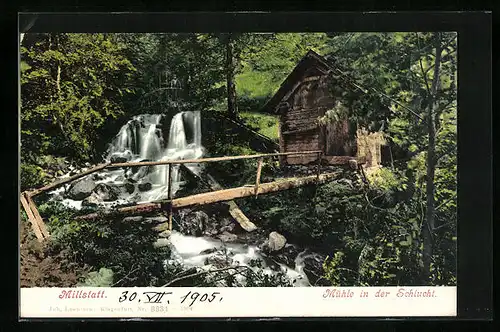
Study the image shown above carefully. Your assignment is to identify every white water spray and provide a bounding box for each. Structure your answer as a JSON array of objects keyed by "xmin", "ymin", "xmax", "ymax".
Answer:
[{"xmin": 103, "ymin": 111, "xmax": 204, "ymax": 202}]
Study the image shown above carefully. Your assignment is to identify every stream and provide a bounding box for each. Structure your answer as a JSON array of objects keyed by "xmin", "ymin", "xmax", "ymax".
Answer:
[{"xmin": 46, "ymin": 111, "xmax": 327, "ymax": 287}]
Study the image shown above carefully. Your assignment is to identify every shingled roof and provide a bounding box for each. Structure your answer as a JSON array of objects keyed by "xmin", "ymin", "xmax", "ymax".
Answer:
[{"xmin": 260, "ymin": 49, "xmax": 371, "ymax": 114}]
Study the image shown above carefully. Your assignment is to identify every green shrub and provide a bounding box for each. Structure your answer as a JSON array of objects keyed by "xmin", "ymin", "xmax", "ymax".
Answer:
[
  {"xmin": 21, "ymin": 163, "xmax": 47, "ymax": 191},
  {"xmin": 43, "ymin": 204, "xmax": 171, "ymax": 287},
  {"xmin": 78, "ymin": 267, "xmax": 114, "ymax": 287}
]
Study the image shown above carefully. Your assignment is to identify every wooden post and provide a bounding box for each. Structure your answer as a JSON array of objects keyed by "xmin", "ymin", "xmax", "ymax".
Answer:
[
  {"xmin": 358, "ymin": 164, "xmax": 369, "ymax": 187},
  {"xmin": 20, "ymin": 193, "xmax": 44, "ymax": 241},
  {"xmin": 167, "ymin": 163, "xmax": 173, "ymax": 231},
  {"xmin": 255, "ymin": 157, "xmax": 264, "ymax": 196},
  {"xmin": 26, "ymin": 194, "xmax": 50, "ymax": 239}
]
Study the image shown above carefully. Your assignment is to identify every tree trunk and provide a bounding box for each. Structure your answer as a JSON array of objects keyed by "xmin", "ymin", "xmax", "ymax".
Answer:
[
  {"xmin": 224, "ymin": 33, "xmax": 238, "ymax": 119},
  {"xmin": 76, "ymin": 171, "xmax": 342, "ymax": 221},
  {"xmin": 422, "ymin": 32, "xmax": 443, "ymax": 284}
]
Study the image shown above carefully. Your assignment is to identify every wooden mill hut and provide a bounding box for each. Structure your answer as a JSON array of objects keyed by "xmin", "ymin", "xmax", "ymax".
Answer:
[{"xmin": 261, "ymin": 50, "xmax": 388, "ymax": 168}]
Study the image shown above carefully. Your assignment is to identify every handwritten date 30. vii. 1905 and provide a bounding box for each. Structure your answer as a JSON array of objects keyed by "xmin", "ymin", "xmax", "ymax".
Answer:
[{"xmin": 118, "ymin": 290, "xmax": 223, "ymax": 307}]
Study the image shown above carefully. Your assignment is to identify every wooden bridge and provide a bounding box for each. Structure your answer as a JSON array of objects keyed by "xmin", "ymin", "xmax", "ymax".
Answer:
[{"xmin": 20, "ymin": 150, "xmax": 366, "ymax": 242}]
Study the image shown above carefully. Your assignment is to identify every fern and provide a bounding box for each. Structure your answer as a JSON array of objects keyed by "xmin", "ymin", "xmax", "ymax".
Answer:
[{"xmin": 78, "ymin": 267, "xmax": 114, "ymax": 287}]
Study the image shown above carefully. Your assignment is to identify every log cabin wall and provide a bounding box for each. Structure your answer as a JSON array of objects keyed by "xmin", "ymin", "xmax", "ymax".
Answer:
[
  {"xmin": 266, "ymin": 50, "xmax": 385, "ymax": 167},
  {"xmin": 280, "ymin": 73, "xmax": 356, "ymax": 165}
]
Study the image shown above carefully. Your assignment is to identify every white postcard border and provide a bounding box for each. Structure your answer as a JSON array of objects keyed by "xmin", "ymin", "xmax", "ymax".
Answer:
[{"xmin": 20, "ymin": 286, "xmax": 457, "ymax": 318}]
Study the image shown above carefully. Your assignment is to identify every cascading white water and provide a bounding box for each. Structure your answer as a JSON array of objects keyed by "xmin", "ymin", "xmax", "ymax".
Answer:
[
  {"xmin": 47, "ymin": 110, "xmax": 316, "ymax": 287},
  {"xmin": 103, "ymin": 111, "xmax": 204, "ymax": 203},
  {"xmin": 166, "ymin": 231, "xmax": 312, "ymax": 287},
  {"xmin": 49, "ymin": 111, "xmax": 203, "ymax": 208}
]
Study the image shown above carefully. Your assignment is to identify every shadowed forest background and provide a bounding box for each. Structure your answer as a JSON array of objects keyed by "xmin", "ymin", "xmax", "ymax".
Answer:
[{"xmin": 20, "ymin": 32, "xmax": 457, "ymax": 288}]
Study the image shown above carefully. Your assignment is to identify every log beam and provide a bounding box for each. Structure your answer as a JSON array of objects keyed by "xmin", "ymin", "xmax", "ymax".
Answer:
[
  {"xmin": 106, "ymin": 151, "xmax": 321, "ymax": 169},
  {"xmin": 172, "ymin": 171, "xmax": 341, "ymax": 209},
  {"xmin": 29, "ymin": 163, "xmax": 111, "ymax": 197},
  {"xmin": 75, "ymin": 171, "xmax": 341, "ymax": 222},
  {"xmin": 167, "ymin": 163, "xmax": 173, "ymax": 231},
  {"xmin": 322, "ymin": 155, "xmax": 366, "ymax": 165},
  {"xmin": 20, "ymin": 193, "xmax": 44, "ymax": 241},
  {"xmin": 75, "ymin": 201, "xmax": 167, "ymax": 221}
]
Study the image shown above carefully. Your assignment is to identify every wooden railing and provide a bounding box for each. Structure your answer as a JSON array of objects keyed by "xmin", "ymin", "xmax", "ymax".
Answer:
[{"xmin": 21, "ymin": 150, "xmax": 362, "ymax": 241}]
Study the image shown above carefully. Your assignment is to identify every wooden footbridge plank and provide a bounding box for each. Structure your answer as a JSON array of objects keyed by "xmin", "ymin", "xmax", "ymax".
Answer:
[
  {"xmin": 172, "ymin": 171, "xmax": 340, "ymax": 208},
  {"xmin": 75, "ymin": 171, "xmax": 341, "ymax": 221}
]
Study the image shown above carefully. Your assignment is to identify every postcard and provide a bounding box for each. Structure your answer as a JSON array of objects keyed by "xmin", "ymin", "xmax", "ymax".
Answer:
[{"xmin": 19, "ymin": 14, "xmax": 460, "ymax": 319}]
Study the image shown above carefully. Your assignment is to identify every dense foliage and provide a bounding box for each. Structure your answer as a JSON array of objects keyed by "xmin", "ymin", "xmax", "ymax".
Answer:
[
  {"xmin": 20, "ymin": 32, "xmax": 457, "ymax": 287},
  {"xmin": 35, "ymin": 201, "xmax": 171, "ymax": 287}
]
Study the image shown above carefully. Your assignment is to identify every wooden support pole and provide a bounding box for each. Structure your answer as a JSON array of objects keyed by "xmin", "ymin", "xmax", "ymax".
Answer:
[
  {"xmin": 255, "ymin": 157, "xmax": 264, "ymax": 196},
  {"xmin": 20, "ymin": 193, "xmax": 44, "ymax": 242},
  {"xmin": 167, "ymin": 163, "xmax": 173, "ymax": 231},
  {"xmin": 26, "ymin": 194, "xmax": 50, "ymax": 238}
]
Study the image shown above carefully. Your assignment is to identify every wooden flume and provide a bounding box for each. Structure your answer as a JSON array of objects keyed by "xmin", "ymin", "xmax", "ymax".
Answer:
[{"xmin": 20, "ymin": 150, "xmax": 362, "ymax": 241}]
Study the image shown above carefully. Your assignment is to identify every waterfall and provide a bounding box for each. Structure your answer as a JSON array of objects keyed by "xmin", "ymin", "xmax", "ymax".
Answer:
[
  {"xmin": 103, "ymin": 111, "xmax": 204, "ymax": 203},
  {"xmin": 47, "ymin": 110, "xmax": 316, "ymax": 287}
]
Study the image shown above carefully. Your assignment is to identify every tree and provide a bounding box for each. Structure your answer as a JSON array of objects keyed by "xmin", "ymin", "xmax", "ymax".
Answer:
[
  {"xmin": 323, "ymin": 32, "xmax": 457, "ymax": 285},
  {"xmin": 21, "ymin": 33, "xmax": 136, "ymax": 162},
  {"xmin": 220, "ymin": 33, "xmax": 238, "ymax": 119}
]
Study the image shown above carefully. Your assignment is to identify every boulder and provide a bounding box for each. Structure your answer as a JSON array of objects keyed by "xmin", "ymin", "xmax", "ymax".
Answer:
[
  {"xmin": 348, "ymin": 159, "xmax": 358, "ymax": 170},
  {"xmin": 67, "ymin": 177, "xmax": 97, "ymax": 200},
  {"xmin": 202, "ymin": 216, "xmax": 221, "ymax": 237},
  {"xmin": 217, "ymin": 231, "xmax": 238, "ymax": 243},
  {"xmin": 219, "ymin": 218, "xmax": 236, "ymax": 233},
  {"xmin": 82, "ymin": 192, "xmax": 101, "ymax": 207},
  {"xmin": 126, "ymin": 176, "xmax": 137, "ymax": 183},
  {"xmin": 138, "ymin": 182, "xmax": 152, "ymax": 192},
  {"xmin": 205, "ymin": 253, "xmax": 233, "ymax": 268},
  {"xmin": 199, "ymin": 248, "xmax": 218, "ymax": 255},
  {"xmin": 153, "ymin": 222, "xmax": 170, "ymax": 233},
  {"xmin": 125, "ymin": 182, "xmax": 136, "ymax": 194},
  {"xmin": 144, "ymin": 216, "xmax": 168, "ymax": 224},
  {"xmin": 302, "ymin": 254, "xmax": 330, "ymax": 286},
  {"xmin": 114, "ymin": 174, "xmax": 126, "ymax": 182},
  {"xmin": 267, "ymin": 231, "xmax": 287, "ymax": 252},
  {"xmin": 110, "ymin": 155, "xmax": 128, "ymax": 163},
  {"xmin": 159, "ymin": 230, "xmax": 172, "ymax": 238},
  {"xmin": 92, "ymin": 172, "xmax": 107, "ymax": 181},
  {"xmin": 93, "ymin": 183, "xmax": 120, "ymax": 201},
  {"xmin": 122, "ymin": 216, "xmax": 143, "ymax": 223},
  {"xmin": 153, "ymin": 238, "xmax": 171, "ymax": 249},
  {"xmin": 179, "ymin": 210, "xmax": 209, "ymax": 236},
  {"xmin": 273, "ymin": 244, "xmax": 301, "ymax": 268}
]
